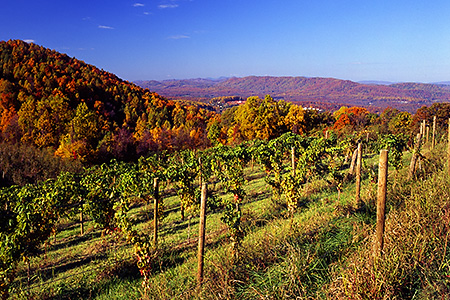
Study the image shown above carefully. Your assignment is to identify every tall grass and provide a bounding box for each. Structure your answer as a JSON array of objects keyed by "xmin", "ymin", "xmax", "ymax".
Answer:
[{"xmin": 326, "ymin": 146, "xmax": 450, "ymax": 299}]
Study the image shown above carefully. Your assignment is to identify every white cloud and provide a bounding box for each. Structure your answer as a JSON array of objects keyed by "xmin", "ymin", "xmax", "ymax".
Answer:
[
  {"xmin": 133, "ymin": 3, "xmax": 145, "ymax": 7},
  {"xmin": 167, "ymin": 35, "xmax": 190, "ymax": 39},
  {"xmin": 98, "ymin": 25, "xmax": 114, "ymax": 29},
  {"xmin": 159, "ymin": 4, "xmax": 178, "ymax": 9},
  {"xmin": 23, "ymin": 39, "xmax": 35, "ymax": 43}
]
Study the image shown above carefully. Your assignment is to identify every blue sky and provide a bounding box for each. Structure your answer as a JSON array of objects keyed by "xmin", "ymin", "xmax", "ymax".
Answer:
[{"xmin": 2, "ymin": 0, "xmax": 450, "ymax": 83}]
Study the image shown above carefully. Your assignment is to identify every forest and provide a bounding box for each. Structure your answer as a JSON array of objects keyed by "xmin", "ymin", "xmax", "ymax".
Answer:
[{"xmin": 1, "ymin": 39, "xmax": 450, "ymax": 299}]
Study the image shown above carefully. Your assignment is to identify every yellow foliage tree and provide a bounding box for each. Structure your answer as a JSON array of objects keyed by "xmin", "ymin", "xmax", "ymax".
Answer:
[
  {"xmin": 284, "ymin": 104, "xmax": 305, "ymax": 134},
  {"xmin": 234, "ymin": 95, "xmax": 284, "ymax": 141}
]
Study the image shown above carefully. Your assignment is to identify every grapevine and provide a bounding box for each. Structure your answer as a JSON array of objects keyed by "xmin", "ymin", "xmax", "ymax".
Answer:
[{"xmin": 210, "ymin": 144, "xmax": 251, "ymax": 261}]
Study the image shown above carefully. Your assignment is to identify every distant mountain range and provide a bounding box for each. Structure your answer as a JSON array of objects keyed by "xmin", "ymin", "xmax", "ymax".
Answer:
[{"xmin": 136, "ymin": 76, "xmax": 450, "ymax": 113}]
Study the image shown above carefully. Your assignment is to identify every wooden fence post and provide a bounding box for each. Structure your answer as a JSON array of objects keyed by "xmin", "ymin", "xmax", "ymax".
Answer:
[
  {"xmin": 374, "ymin": 149, "xmax": 388, "ymax": 258},
  {"xmin": 355, "ymin": 142, "xmax": 362, "ymax": 206},
  {"xmin": 408, "ymin": 133, "xmax": 422, "ymax": 180},
  {"xmin": 197, "ymin": 182, "xmax": 208, "ymax": 288},
  {"xmin": 291, "ymin": 146, "xmax": 296, "ymax": 177},
  {"xmin": 153, "ymin": 177, "xmax": 159, "ymax": 248},
  {"xmin": 80, "ymin": 210, "xmax": 84, "ymax": 236},
  {"xmin": 349, "ymin": 147, "xmax": 358, "ymax": 176},
  {"xmin": 447, "ymin": 118, "xmax": 450, "ymax": 177},
  {"xmin": 432, "ymin": 116, "xmax": 436, "ymax": 149}
]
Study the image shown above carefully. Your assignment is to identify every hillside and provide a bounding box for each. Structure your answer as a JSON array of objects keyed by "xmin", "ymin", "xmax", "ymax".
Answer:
[
  {"xmin": 0, "ymin": 40, "xmax": 216, "ymax": 163},
  {"xmin": 136, "ymin": 76, "xmax": 450, "ymax": 113},
  {"xmin": 5, "ymin": 134, "xmax": 450, "ymax": 299}
]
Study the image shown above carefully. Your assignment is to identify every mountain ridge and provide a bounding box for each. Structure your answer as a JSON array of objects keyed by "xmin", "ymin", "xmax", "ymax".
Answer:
[{"xmin": 136, "ymin": 76, "xmax": 450, "ymax": 113}]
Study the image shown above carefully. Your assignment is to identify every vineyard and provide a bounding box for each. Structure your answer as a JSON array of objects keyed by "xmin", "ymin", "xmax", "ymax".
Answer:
[{"xmin": 2, "ymin": 126, "xmax": 450, "ymax": 299}]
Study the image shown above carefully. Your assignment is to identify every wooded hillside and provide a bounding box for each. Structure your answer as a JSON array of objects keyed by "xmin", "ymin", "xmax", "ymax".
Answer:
[{"xmin": 0, "ymin": 40, "xmax": 217, "ymax": 163}]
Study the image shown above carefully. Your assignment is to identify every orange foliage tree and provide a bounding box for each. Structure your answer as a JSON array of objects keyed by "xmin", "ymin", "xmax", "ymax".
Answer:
[{"xmin": 333, "ymin": 106, "xmax": 370, "ymax": 133}]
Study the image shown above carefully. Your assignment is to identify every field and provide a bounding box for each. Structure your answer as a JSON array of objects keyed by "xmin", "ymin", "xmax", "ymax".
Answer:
[{"xmin": 7, "ymin": 138, "xmax": 450, "ymax": 300}]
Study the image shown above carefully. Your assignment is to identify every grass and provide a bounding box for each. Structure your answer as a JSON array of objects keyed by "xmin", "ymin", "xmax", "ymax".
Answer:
[{"xmin": 8, "ymin": 142, "xmax": 450, "ymax": 299}]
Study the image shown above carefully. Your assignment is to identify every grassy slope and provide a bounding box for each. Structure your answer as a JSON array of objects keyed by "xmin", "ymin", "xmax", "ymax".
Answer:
[{"xmin": 10, "ymin": 143, "xmax": 450, "ymax": 299}]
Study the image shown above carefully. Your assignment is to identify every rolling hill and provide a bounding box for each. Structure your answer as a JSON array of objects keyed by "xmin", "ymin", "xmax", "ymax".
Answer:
[
  {"xmin": 0, "ymin": 40, "xmax": 216, "ymax": 162},
  {"xmin": 136, "ymin": 76, "xmax": 450, "ymax": 113}
]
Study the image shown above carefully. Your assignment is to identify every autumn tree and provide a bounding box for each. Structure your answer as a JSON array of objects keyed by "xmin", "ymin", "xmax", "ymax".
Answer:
[
  {"xmin": 333, "ymin": 106, "xmax": 370, "ymax": 134},
  {"xmin": 0, "ymin": 79, "xmax": 18, "ymax": 133},
  {"xmin": 284, "ymin": 104, "xmax": 306, "ymax": 134},
  {"xmin": 55, "ymin": 102, "xmax": 100, "ymax": 161},
  {"xmin": 303, "ymin": 108, "xmax": 334, "ymax": 134},
  {"xmin": 379, "ymin": 107, "xmax": 401, "ymax": 134},
  {"xmin": 229, "ymin": 95, "xmax": 295, "ymax": 142},
  {"xmin": 388, "ymin": 111, "xmax": 412, "ymax": 134}
]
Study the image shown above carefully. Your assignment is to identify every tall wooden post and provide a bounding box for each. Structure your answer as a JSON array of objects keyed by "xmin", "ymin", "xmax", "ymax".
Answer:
[
  {"xmin": 291, "ymin": 146, "xmax": 296, "ymax": 177},
  {"xmin": 408, "ymin": 133, "xmax": 422, "ymax": 180},
  {"xmin": 197, "ymin": 182, "xmax": 208, "ymax": 287},
  {"xmin": 374, "ymin": 149, "xmax": 388, "ymax": 258},
  {"xmin": 79, "ymin": 198, "xmax": 84, "ymax": 236},
  {"xmin": 153, "ymin": 177, "xmax": 159, "ymax": 248},
  {"xmin": 344, "ymin": 148, "xmax": 350, "ymax": 164},
  {"xmin": 199, "ymin": 157, "xmax": 203, "ymax": 186},
  {"xmin": 447, "ymin": 118, "xmax": 450, "ymax": 177},
  {"xmin": 355, "ymin": 143, "xmax": 362, "ymax": 206},
  {"xmin": 80, "ymin": 210, "xmax": 84, "ymax": 236},
  {"xmin": 349, "ymin": 148, "xmax": 358, "ymax": 176},
  {"xmin": 432, "ymin": 116, "xmax": 437, "ymax": 149}
]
